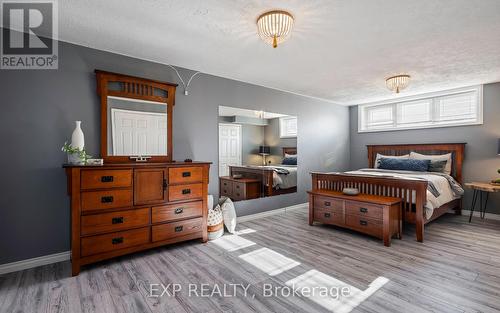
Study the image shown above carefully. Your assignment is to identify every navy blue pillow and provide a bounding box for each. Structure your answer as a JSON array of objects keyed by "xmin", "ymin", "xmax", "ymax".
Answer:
[
  {"xmin": 378, "ymin": 158, "xmax": 430, "ymax": 172},
  {"xmin": 282, "ymin": 157, "xmax": 297, "ymax": 165}
]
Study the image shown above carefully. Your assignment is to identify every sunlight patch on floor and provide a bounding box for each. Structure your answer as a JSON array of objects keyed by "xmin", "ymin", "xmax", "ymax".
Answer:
[
  {"xmin": 211, "ymin": 234, "xmax": 256, "ymax": 252},
  {"xmin": 233, "ymin": 228, "xmax": 257, "ymax": 235},
  {"xmin": 238, "ymin": 247, "xmax": 300, "ymax": 276},
  {"xmin": 286, "ymin": 270, "xmax": 389, "ymax": 313}
]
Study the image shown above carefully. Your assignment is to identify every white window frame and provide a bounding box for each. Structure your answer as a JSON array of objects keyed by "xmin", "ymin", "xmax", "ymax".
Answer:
[
  {"xmin": 358, "ymin": 85, "xmax": 483, "ymax": 133},
  {"xmin": 279, "ymin": 116, "xmax": 298, "ymax": 138}
]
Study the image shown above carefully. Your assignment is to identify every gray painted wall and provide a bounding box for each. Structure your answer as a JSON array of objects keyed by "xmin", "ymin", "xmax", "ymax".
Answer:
[
  {"xmin": 349, "ymin": 82, "xmax": 500, "ymax": 213},
  {"xmin": 0, "ymin": 40, "xmax": 350, "ymax": 264},
  {"xmin": 264, "ymin": 117, "xmax": 298, "ymax": 165}
]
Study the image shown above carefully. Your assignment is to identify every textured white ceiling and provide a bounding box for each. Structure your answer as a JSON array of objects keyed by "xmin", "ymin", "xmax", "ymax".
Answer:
[{"xmin": 58, "ymin": 0, "xmax": 500, "ymax": 105}]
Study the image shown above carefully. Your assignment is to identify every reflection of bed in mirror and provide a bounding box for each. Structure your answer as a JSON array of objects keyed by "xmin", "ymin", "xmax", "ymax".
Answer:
[{"xmin": 228, "ymin": 147, "xmax": 297, "ymax": 197}]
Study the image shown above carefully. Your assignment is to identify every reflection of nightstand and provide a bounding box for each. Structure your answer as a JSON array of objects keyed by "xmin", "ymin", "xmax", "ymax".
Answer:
[
  {"xmin": 465, "ymin": 182, "xmax": 500, "ymax": 222},
  {"xmin": 219, "ymin": 176, "xmax": 261, "ymax": 201}
]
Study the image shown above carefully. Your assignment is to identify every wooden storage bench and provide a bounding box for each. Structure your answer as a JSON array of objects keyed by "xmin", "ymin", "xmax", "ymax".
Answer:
[{"xmin": 308, "ymin": 190, "xmax": 402, "ymax": 246}]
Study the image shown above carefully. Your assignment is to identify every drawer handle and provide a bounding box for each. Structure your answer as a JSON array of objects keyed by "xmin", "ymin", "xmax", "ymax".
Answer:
[
  {"xmin": 182, "ymin": 189, "xmax": 191, "ymax": 195},
  {"xmin": 111, "ymin": 217, "xmax": 124, "ymax": 224},
  {"xmin": 236, "ymin": 185, "xmax": 240, "ymax": 189},
  {"xmin": 112, "ymin": 237, "xmax": 123, "ymax": 245},
  {"xmin": 182, "ymin": 172, "xmax": 191, "ymax": 177},
  {"xmin": 101, "ymin": 196, "xmax": 114, "ymax": 203},
  {"xmin": 360, "ymin": 220, "xmax": 368, "ymax": 226},
  {"xmin": 324, "ymin": 201, "xmax": 331, "ymax": 206},
  {"xmin": 324, "ymin": 213, "xmax": 331, "ymax": 218},
  {"xmin": 174, "ymin": 207, "xmax": 184, "ymax": 214},
  {"xmin": 236, "ymin": 193, "xmax": 240, "ymax": 196},
  {"xmin": 101, "ymin": 176, "xmax": 114, "ymax": 183},
  {"xmin": 175, "ymin": 226, "xmax": 183, "ymax": 232},
  {"xmin": 360, "ymin": 207, "xmax": 368, "ymax": 213}
]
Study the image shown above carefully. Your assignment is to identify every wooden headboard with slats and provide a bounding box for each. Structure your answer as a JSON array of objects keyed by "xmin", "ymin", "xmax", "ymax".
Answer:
[{"xmin": 367, "ymin": 143, "xmax": 466, "ymax": 183}]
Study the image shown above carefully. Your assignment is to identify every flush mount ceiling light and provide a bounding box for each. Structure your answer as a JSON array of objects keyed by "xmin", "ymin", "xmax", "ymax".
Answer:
[
  {"xmin": 386, "ymin": 75, "xmax": 411, "ymax": 93},
  {"xmin": 256, "ymin": 10, "xmax": 294, "ymax": 48}
]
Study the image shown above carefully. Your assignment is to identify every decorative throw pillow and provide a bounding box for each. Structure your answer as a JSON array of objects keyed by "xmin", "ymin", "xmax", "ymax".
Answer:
[
  {"xmin": 285, "ymin": 153, "xmax": 297, "ymax": 158},
  {"xmin": 282, "ymin": 157, "xmax": 297, "ymax": 165},
  {"xmin": 374, "ymin": 153, "xmax": 409, "ymax": 168},
  {"xmin": 410, "ymin": 152, "xmax": 452, "ymax": 175},
  {"xmin": 378, "ymin": 158, "xmax": 430, "ymax": 172},
  {"xmin": 219, "ymin": 197, "xmax": 237, "ymax": 233},
  {"xmin": 428, "ymin": 160, "xmax": 448, "ymax": 173},
  {"xmin": 207, "ymin": 204, "xmax": 224, "ymax": 240}
]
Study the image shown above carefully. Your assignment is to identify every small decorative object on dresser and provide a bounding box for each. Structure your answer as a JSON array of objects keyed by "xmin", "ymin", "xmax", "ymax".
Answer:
[
  {"xmin": 71, "ymin": 121, "xmax": 85, "ymax": 150},
  {"xmin": 342, "ymin": 187, "xmax": 360, "ymax": 196},
  {"xmin": 308, "ymin": 190, "xmax": 402, "ymax": 246},
  {"xmin": 64, "ymin": 70, "xmax": 211, "ymax": 276}
]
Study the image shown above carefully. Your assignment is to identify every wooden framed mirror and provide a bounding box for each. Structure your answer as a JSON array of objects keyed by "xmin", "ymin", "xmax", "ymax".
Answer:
[{"xmin": 95, "ymin": 70, "xmax": 177, "ymax": 163}]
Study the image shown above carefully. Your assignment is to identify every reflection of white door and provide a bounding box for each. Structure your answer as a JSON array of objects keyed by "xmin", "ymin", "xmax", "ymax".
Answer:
[
  {"xmin": 112, "ymin": 108, "xmax": 167, "ymax": 156},
  {"xmin": 219, "ymin": 124, "xmax": 242, "ymax": 176}
]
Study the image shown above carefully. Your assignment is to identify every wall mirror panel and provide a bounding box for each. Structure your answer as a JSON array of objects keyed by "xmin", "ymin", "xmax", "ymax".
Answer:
[
  {"xmin": 218, "ymin": 106, "xmax": 298, "ymax": 201},
  {"xmin": 96, "ymin": 70, "xmax": 177, "ymax": 163}
]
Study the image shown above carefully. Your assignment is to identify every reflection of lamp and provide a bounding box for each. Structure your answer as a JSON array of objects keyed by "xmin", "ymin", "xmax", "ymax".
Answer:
[{"xmin": 259, "ymin": 145, "xmax": 270, "ymax": 165}]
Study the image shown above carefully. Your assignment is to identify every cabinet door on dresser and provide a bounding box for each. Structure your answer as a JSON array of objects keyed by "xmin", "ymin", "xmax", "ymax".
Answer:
[{"xmin": 134, "ymin": 168, "xmax": 168, "ymax": 205}]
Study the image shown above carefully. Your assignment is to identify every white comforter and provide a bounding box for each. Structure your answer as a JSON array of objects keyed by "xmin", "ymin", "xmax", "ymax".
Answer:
[
  {"xmin": 257, "ymin": 165, "xmax": 297, "ymax": 189},
  {"xmin": 345, "ymin": 169, "xmax": 462, "ymax": 219}
]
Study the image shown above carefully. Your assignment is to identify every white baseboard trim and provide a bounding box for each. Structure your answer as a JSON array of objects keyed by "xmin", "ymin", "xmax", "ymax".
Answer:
[
  {"xmin": 237, "ymin": 202, "xmax": 308, "ymax": 223},
  {"xmin": 0, "ymin": 251, "xmax": 70, "ymax": 275},
  {"xmin": 461, "ymin": 209, "xmax": 500, "ymax": 221}
]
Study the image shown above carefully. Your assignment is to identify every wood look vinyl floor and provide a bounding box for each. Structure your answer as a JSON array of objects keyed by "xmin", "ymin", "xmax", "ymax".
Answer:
[{"xmin": 1, "ymin": 209, "xmax": 500, "ymax": 313}]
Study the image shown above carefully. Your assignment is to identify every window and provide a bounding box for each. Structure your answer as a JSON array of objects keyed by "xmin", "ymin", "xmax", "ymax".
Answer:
[
  {"xmin": 279, "ymin": 116, "xmax": 298, "ymax": 138},
  {"xmin": 359, "ymin": 85, "xmax": 482, "ymax": 132}
]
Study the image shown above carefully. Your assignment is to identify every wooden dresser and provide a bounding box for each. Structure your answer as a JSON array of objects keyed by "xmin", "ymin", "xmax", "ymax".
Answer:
[
  {"xmin": 219, "ymin": 176, "xmax": 261, "ymax": 201},
  {"xmin": 308, "ymin": 190, "xmax": 402, "ymax": 246},
  {"xmin": 65, "ymin": 162, "xmax": 210, "ymax": 275}
]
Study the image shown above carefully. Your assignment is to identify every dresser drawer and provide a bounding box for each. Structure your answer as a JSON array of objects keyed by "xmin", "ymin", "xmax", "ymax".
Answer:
[
  {"xmin": 81, "ymin": 189, "xmax": 133, "ymax": 212},
  {"xmin": 169, "ymin": 167, "xmax": 203, "ymax": 184},
  {"xmin": 81, "ymin": 208, "xmax": 150, "ymax": 236},
  {"xmin": 345, "ymin": 215, "xmax": 382, "ymax": 238},
  {"xmin": 152, "ymin": 217, "xmax": 203, "ymax": 242},
  {"xmin": 152, "ymin": 201, "xmax": 203, "ymax": 223},
  {"xmin": 81, "ymin": 169, "xmax": 132, "ymax": 190},
  {"xmin": 314, "ymin": 196, "xmax": 343, "ymax": 212},
  {"xmin": 314, "ymin": 208, "xmax": 344, "ymax": 225},
  {"xmin": 345, "ymin": 201, "xmax": 383, "ymax": 220},
  {"xmin": 168, "ymin": 183, "xmax": 203, "ymax": 201},
  {"xmin": 81, "ymin": 227, "xmax": 149, "ymax": 257}
]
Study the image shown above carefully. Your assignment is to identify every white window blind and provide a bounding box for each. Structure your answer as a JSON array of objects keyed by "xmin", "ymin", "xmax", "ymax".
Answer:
[
  {"xmin": 279, "ymin": 116, "xmax": 298, "ymax": 138},
  {"xmin": 359, "ymin": 85, "xmax": 482, "ymax": 132}
]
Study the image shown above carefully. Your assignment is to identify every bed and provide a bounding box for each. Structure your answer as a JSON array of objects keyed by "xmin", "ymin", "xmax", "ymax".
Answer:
[
  {"xmin": 229, "ymin": 147, "xmax": 297, "ymax": 197},
  {"xmin": 310, "ymin": 143, "xmax": 466, "ymax": 242}
]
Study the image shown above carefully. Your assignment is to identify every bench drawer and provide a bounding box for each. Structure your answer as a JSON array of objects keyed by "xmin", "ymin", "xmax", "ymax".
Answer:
[
  {"xmin": 81, "ymin": 169, "xmax": 132, "ymax": 190},
  {"xmin": 314, "ymin": 209, "xmax": 344, "ymax": 225},
  {"xmin": 81, "ymin": 227, "xmax": 149, "ymax": 257},
  {"xmin": 345, "ymin": 215, "xmax": 382, "ymax": 238},
  {"xmin": 152, "ymin": 201, "xmax": 203, "ymax": 223},
  {"xmin": 314, "ymin": 196, "xmax": 343, "ymax": 212},
  {"xmin": 168, "ymin": 183, "xmax": 203, "ymax": 201},
  {"xmin": 81, "ymin": 208, "xmax": 150, "ymax": 236},
  {"xmin": 152, "ymin": 217, "xmax": 203, "ymax": 242},
  {"xmin": 345, "ymin": 201, "xmax": 383, "ymax": 220},
  {"xmin": 81, "ymin": 189, "xmax": 133, "ymax": 212},
  {"xmin": 169, "ymin": 167, "xmax": 203, "ymax": 184}
]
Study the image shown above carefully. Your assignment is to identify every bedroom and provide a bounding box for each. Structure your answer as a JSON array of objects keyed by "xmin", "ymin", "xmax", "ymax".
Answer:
[{"xmin": 0, "ymin": 1, "xmax": 499, "ymax": 313}]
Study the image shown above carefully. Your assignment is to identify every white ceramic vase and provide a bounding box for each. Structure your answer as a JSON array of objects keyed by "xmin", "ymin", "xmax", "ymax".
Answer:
[{"xmin": 71, "ymin": 121, "xmax": 85, "ymax": 150}]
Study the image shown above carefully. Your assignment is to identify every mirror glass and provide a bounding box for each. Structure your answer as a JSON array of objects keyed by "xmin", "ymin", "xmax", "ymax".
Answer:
[
  {"xmin": 107, "ymin": 96, "xmax": 168, "ymax": 156},
  {"xmin": 218, "ymin": 106, "xmax": 298, "ymax": 202}
]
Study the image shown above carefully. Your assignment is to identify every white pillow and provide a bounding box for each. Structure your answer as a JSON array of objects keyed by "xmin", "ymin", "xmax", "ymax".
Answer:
[
  {"xmin": 219, "ymin": 197, "xmax": 237, "ymax": 233},
  {"xmin": 374, "ymin": 153, "xmax": 409, "ymax": 168},
  {"xmin": 410, "ymin": 152, "xmax": 452, "ymax": 175},
  {"xmin": 284, "ymin": 153, "xmax": 297, "ymax": 158}
]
